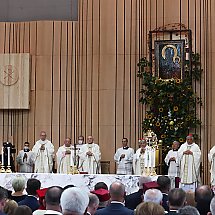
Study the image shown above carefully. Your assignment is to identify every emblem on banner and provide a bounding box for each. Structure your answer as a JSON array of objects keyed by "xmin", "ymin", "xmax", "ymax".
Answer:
[{"xmin": 0, "ymin": 64, "xmax": 19, "ymax": 86}]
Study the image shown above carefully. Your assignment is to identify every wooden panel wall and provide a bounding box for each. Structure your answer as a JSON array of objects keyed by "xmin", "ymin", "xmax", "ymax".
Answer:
[{"xmin": 0, "ymin": 0, "xmax": 213, "ymax": 179}]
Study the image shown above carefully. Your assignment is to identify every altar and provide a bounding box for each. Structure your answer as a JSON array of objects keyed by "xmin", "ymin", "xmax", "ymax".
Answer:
[{"xmin": 0, "ymin": 173, "xmax": 160, "ymax": 194}]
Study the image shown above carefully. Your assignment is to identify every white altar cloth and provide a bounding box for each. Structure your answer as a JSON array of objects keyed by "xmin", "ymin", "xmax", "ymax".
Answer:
[{"xmin": 0, "ymin": 173, "xmax": 158, "ymax": 194}]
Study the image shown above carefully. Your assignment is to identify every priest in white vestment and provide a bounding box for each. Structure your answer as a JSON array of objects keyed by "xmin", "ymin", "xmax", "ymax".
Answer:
[
  {"xmin": 16, "ymin": 142, "xmax": 34, "ymax": 173},
  {"xmin": 208, "ymin": 145, "xmax": 215, "ymax": 186},
  {"xmin": 165, "ymin": 141, "xmax": 180, "ymax": 177},
  {"xmin": 56, "ymin": 138, "xmax": 76, "ymax": 174},
  {"xmin": 178, "ymin": 134, "xmax": 201, "ymax": 191},
  {"xmin": 133, "ymin": 139, "xmax": 149, "ymax": 175},
  {"xmin": 114, "ymin": 138, "xmax": 134, "ymax": 175},
  {"xmin": 32, "ymin": 131, "xmax": 55, "ymax": 173},
  {"xmin": 74, "ymin": 135, "xmax": 85, "ymax": 168},
  {"xmin": 79, "ymin": 135, "xmax": 101, "ymax": 174}
]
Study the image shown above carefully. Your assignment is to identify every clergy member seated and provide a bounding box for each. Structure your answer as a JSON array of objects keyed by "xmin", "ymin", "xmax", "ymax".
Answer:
[
  {"xmin": 32, "ymin": 131, "xmax": 55, "ymax": 173},
  {"xmin": 114, "ymin": 138, "xmax": 134, "ymax": 175},
  {"xmin": 91, "ymin": 188, "xmax": 110, "ymax": 210},
  {"xmin": 79, "ymin": 135, "xmax": 101, "ymax": 174},
  {"xmin": 56, "ymin": 138, "xmax": 75, "ymax": 174},
  {"xmin": 16, "ymin": 142, "xmax": 34, "ymax": 173},
  {"xmin": 164, "ymin": 141, "xmax": 180, "ymax": 177},
  {"xmin": 125, "ymin": 176, "xmax": 152, "ymax": 210},
  {"xmin": 178, "ymin": 134, "xmax": 201, "ymax": 192}
]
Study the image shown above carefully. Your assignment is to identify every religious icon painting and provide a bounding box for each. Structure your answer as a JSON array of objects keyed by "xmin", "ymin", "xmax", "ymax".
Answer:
[{"xmin": 154, "ymin": 40, "xmax": 185, "ymax": 80}]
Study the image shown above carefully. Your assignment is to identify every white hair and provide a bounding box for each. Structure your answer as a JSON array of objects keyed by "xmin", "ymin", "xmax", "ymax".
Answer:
[
  {"xmin": 12, "ymin": 176, "xmax": 26, "ymax": 192},
  {"xmin": 60, "ymin": 187, "xmax": 89, "ymax": 215},
  {"xmin": 138, "ymin": 176, "xmax": 152, "ymax": 189},
  {"xmin": 88, "ymin": 193, "xmax": 99, "ymax": 207},
  {"xmin": 144, "ymin": 189, "xmax": 163, "ymax": 204},
  {"xmin": 210, "ymin": 197, "xmax": 215, "ymax": 215},
  {"xmin": 178, "ymin": 206, "xmax": 200, "ymax": 215}
]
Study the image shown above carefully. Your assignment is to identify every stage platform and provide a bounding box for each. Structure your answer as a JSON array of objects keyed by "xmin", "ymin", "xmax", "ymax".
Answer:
[{"xmin": 0, "ymin": 173, "xmax": 160, "ymax": 194}]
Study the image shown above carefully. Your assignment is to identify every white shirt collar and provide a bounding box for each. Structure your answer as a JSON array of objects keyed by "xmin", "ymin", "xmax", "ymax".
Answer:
[{"xmin": 111, "ymin": 201, "xmax": 125, "ymax": 206}]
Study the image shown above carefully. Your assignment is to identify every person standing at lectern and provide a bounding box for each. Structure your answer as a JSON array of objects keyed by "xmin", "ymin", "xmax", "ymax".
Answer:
[
  {"xmin": 79, "ymin": 136, "xmax": 101, "ymax": 174},
  {"xmin": 114, "ymin": 138, "xmax": 134, "ymax": 175},
  {"xmin": 32, "ymin": 131, "xmax": 55, "ymax": 173},
  {"xmin": 16, "ymin": 142, "xmax": 34, "ymax": 173}
]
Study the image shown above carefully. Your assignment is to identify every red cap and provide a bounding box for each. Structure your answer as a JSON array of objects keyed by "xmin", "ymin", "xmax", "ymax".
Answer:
[
  {"xmin": 36, "ymin": 188, "xmax": 48, "ymax": 198},
  {"xmin": 187, "ymin": 134, "xmax": 193, "ymax": 137},
  {"xmin": 91, "ymin": 188, "xmax": 110, "ymax": 202},
  {"xmin": 142, "ymin": 181, "xmax": 159, "ymax": 193}
]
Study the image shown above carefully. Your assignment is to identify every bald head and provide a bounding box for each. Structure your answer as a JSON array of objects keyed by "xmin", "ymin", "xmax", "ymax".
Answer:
[
  {"xmin": 109, "ymin": 182, "xmax": 125, "ymax": 202},
  {"xmin": 87, "ymin": 136, "xmax": 94, "ymax": 144},
  {"xmin": 40, "ymin": 131, "xmax": 47, "ymax": 141},
  {"xmin": 45, "ymin": 186, "xmax": 63, "ymax": 206},
  {"xmin": 195, "ymin": 185, "xmax": 213, "ymax": 202}
]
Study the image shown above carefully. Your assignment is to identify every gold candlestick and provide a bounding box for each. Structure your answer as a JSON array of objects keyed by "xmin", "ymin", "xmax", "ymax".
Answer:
[
  {"xmin": 69, "ymin": 165, "xmax": 79, "ymax": 175},
  {"xmin": 0, "ymin": 165, "xmax": 5, "ymax": 173},
  {"xmin": 6, "ymin": 166, "xmax": 12, "ymax": 173}
]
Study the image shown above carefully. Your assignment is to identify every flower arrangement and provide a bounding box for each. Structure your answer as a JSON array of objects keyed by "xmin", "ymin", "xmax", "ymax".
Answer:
[{"xmin": 137, "ymin": 53, "xmax": 202, "ymax": 146}]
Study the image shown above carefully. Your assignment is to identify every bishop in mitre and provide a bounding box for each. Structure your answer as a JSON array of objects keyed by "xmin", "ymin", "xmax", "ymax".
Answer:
[
  {"xmin": 164, "ymin": 141, "xmax": 180, "ymax": 177},
  {"xmin": 32, "ymin": 131, "xmax": 55, "ymax": 173},
  {"xmin": 178, "ymin": 134, "xmax": 201, "ymax": 191},
  {"xmin": 114, "ymin": 138, "xmax": 134, "ymax": 175},
  {"xmin": 133, "ymin": 139, "xmax": 149, "ymax": 175},
  {"xmin": 208, "ymin": 145, "xmax": 215, "ymax": 187},
  {"xmin": 79, "ymin": 135, "xmax": 101, "ymax": 174},
  {"xmin": 56, "ymin": 138, "xmax": 76, "ymax": 174}
]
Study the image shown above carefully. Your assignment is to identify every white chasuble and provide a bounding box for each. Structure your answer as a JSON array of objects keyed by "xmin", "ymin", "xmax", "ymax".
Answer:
[
  {"xmin": 164, "ymin": 149, "xmax": 179, "ymax": 177},
  {"xmin": 114, "ymin": 147, "xmax": 134, "ymax": 175},
  {"xmin": 79, "ymin": 143, "xmax": 101, "ymax": 174},
  {"xmin": 208, "ymin": 146, "xmax": 215, "ymax": 186},
  {"xmin": 32, "ymin": 139, "xmax": 55, "ymax": 173},
  {"xmin": 56, "ymin": 145, "xmax": 75, "ymax": 174},
  {"xmin": 178, "ymin": 142, "xmax": 201, "ymax": 185},
  {"xmin": 16, "ymin": 150, "xmax": 34, "ymax": 173},
  {"xmin": 133, "ymin": 146, "xmax": 151, "ymax": 175}
]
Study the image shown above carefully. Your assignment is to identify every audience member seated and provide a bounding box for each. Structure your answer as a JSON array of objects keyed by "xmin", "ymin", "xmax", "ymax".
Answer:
[
  {"xmin": 195, "ymin": 185, "xmax": 213, "ymax": 215},
  {"xmin": 0, "ymin": 187, "xmax": 8, "ymax": 215},
  {"xmin": 166, "ymin": 188, "xmax": 186, "ymax": 215},
  {"xmin": 18, "ymin": 179, "xmax": 41, "ymax": 212},
  {"xmin": 87, "ymin": 193, "xmax": 99, "ymax": 215},
  {"xmin": 95, "ymin": 182, "xmax": 134, "ymax": 215},
  {"xmin": 94, "ymin": 182, "xmax": 108, "ymax": 191},
  {"xmin": 91, "ymin": 189, "xmax": 110, "ymax": 209},
  {"xmin": 186, "ymin": 191, "xmax": 196, "ymax": 207},
  {"xmin": 209, "ymin": 196, "xmax": 215, "ymax": 215},
  {"xmin": 157, "ymin": 176, "xmax": 171, "ymax": 211},
  {"xmin": 125, "ymin": 176, "xmax": 151, "ymax": 210},
  {"xmin": 10, "ymin": 176, "xmax": 27, "ymax": 203},
  {"xmin": 60, "ymin": 187, "xmax": 89, "ymax": 215},
  {"xmin": 33, "ymin": 186, "xmax": 63, "ymax": 215},
  {"xmin": 143, "ymin": 189, "xmax": 163, "ymax": 205},
  {"xmin": 178, "ymin": 205, "xmax": 200, "ymax": 215},
  {"xmin": 135, "ymin": 202, "xmax": 165, "ymax": 215},
  {"xmin": 3, "ymin": 199, "xmax": 18, "ymax": 215},
  {"xmin": 14, "ymin": 206, "xmax": 32, "ymax": 215}
]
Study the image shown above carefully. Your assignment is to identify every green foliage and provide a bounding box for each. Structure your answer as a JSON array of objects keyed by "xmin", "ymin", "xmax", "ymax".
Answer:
[{"xmin": 137, "ymin": 54, "xmax": 202, "ymax": 146}]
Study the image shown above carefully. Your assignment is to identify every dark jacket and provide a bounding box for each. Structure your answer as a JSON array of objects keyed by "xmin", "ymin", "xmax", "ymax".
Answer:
[
  {"xmin": 125, "ymin": 189, "xmax": 143, "ymax": 210},
  {"xmin": 95, "ymin": 202, "xmax": 134, "ymax": 215},
  {"xmin": 18, "ymin": 195, "xmax": 40, "ymax": 212},
  {"xmin": 162, "ymin": 193, "xmax": 169, "ymax": 211}
]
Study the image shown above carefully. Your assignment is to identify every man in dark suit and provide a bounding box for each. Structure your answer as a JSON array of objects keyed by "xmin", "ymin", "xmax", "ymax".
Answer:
[
  {"xmin": 95, "ymin": 182, "xmax": 134, "ymax": 215},
  {"xmin": 18, "ymin": 178, "xmax": 41, "ymax": 212},
  {"xmin": 157, "ymin": 175, "xmax": 171, "ymax": 211},
  {"xmin": 125, "ymin": 176, "xmax": 152, "ymax": 210},
  {"xmin": 195, "ymin": 185, "xmax": 214, "ymax": 215},
  {"xmin": 166, "ymin": 188, "xmax": 186, "ymax": 215}
]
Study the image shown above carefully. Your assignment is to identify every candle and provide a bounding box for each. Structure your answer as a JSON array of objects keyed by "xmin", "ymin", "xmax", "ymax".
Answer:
[
  {"xmin": 1, "ymin": 147, "xmax": 4, "ymax": 166},
  {"xmin": 70, "ymin": 148, "xmax": 73, "ymax": 166},
  {"xmin": 7, "ymin": 147, "xmax": 10, "ymax": 166},
  {"xmin": 145, "ymin": 148, "xmax": 148, "ymax": 168},
  {"xmin": 152, "ymin": 147, "xmax": 156, "ymax": 167}
]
